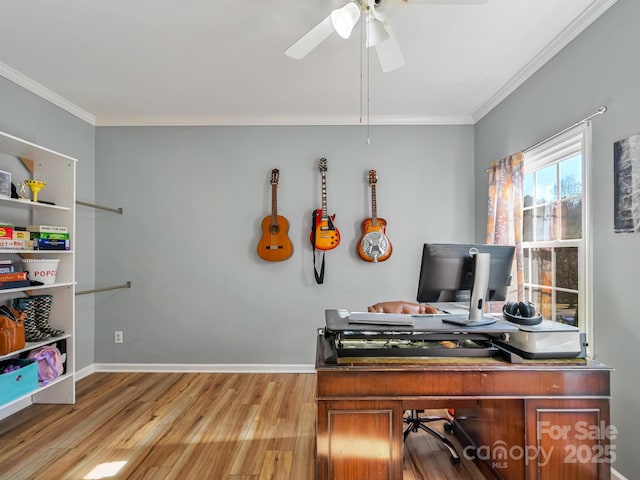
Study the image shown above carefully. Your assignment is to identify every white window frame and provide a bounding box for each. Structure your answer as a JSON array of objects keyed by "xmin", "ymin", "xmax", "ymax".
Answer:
[{"xmin": 523, "ymin": 123, "xmax": 593, "ymax": 356}]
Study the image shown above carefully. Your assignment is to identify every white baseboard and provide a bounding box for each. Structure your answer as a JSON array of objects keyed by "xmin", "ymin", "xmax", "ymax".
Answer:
[
  {"xmin": 91, "ymin": 363, "xmax": 315, "ymax": 373},
  {"xmin": 612, "ymin": 468, "xmax": 629, "ymax": 480},
  {"xmin": 74, "ymin": 364, "xmax": 95, "ymax": 381}
]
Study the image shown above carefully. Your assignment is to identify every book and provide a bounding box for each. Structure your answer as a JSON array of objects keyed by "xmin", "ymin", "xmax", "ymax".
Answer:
[
  {"xmin": 0, "ymin": 239, "xmax": 29, "ymax": 250},
  {"xmin": 0, "ymin": 260, "xmax": 14, "ymax": 274},
  {"xmin": 34, "ymin": 238, "xmax": 70, "ymax": 250},
  {"xmin": 27, "ymin": 225, "xmax": 68, "ymax": 233},
  {"xmin": 0, "ymin": 226, "xmax": 13, "ymax": 239},
  {"xmin": 30, "ymin": 232, "xmax": 70, "ymax": 240},
  {"xmin": 0, "ymin": 272, "xmax": 27, "ymax": 282},
  {"xmin": 13, "ymin": 230, "xmax": 31, "ymax": 241},
  {"xmin": 0, "ymin": 279, "xmax": 30, "ymax": 290}
]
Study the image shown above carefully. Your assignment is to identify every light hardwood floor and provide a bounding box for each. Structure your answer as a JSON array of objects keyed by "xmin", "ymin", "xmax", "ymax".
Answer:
[{"xmin": 0, "ymin": 373, "xmax": 484, "ymax": 480}]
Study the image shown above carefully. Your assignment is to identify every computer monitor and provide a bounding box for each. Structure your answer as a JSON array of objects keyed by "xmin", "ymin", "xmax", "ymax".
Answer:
[{"xmin": 416, "ymin": 243, "xmax": 515, "ymax": 304}]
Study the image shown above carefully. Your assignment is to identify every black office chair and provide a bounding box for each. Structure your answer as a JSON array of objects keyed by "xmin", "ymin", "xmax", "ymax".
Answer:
[
  {"xmin": 367, "ymin": 301, "xmax": 461, "ymax": 465},
  {"xmin": 403, "ymin": 409, "xmax": 460, "ymax": 464}
]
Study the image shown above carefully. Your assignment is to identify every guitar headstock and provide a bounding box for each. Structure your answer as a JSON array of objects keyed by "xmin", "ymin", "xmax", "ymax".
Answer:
[
  {"xmin": 271, "ymin": 169, "xmax": 280, "ymax": 185},
  {"xmin": 318, "ymin": 158, "xmax": 328, "ymax": 173},
  {"xmin": 368, "ymin": 169, "xmax": 378, "ymax": 186}
]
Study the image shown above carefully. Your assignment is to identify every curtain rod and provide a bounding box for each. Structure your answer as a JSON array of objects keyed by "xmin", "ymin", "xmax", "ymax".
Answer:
[{"xmin": 485, "ymin": 105, "xmax": 607, "ymax": 172}]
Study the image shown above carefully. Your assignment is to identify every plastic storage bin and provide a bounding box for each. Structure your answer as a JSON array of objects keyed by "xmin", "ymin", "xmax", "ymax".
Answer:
[{"xmin": 0, "ymin": 359, "xmax": 38, "ymax": 404}]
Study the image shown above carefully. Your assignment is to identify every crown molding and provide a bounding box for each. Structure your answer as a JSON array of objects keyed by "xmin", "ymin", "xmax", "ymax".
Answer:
[
  {"xmin": 94, "ymin": 114, "xmax": 474, "ymax": 127},
  {"xmin": 0, "ymin": 61, "xmax": 96, "ymax": 125},
  {"xmin": 472, "ymin": 0, "xmax": 618, "ymax": 122}
]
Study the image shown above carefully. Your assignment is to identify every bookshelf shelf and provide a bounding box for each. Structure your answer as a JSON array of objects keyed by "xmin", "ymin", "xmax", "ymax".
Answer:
[{"xmin": 0, "ymin": 196, "xmax": 71, "ymax": 211}]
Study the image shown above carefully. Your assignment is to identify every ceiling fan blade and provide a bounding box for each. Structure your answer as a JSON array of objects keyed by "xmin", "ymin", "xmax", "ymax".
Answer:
[
  {"xmin": 365, "ymin": 16, "xmax": 390, "ymax": 48},
  {"xmin": 375, "ymin": 25, "xmax": 404, "ymax": 72},
  {"xmin": 285, "ymin": 16, "xmax": 335, "ymax": 59}
]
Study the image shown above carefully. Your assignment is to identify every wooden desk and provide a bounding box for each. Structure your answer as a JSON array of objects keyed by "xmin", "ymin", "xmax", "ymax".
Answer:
[{"xmin": 315, "ymin": 336, "xmax": 612, "ymax": 480}]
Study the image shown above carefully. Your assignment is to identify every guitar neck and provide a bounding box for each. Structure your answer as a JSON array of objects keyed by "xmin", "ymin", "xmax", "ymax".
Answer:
[
  {"xmin": 321, "ymin": 172, "xmax": 329, "ymax": 219},
  {"xmin": 370, "ymin": 183, "xmax": 378, "ymax": 226},
  {"xmin": 271, "ymin": 183, "xmax": 278, "ymax": 223}
]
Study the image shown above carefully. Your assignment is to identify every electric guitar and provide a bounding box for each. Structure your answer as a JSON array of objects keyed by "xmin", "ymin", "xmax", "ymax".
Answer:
[
  {"xmin": 357, "ymin": 169, "xmax": 392, "ymax": 262},
  {"xmin": 310, "ymin": 158, "xmax": 340, "ymax": 250},
  {"xmin": 257, "ymin": 169, "xmax": 294, "ymax": 261}
]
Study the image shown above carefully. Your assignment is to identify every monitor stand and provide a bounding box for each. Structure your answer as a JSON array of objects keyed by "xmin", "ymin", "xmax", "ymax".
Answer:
[
  {"xmin": 441, "ymin": 251, "xmax": 496, "ymax": 327},
  {"xmin": 441, "ymin": 315, "xmax": 496, "ymax": 327}
]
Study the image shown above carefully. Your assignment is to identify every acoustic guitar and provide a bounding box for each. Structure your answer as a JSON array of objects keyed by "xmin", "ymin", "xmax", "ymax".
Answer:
[
  {"xmin": 257, "ymin": 169, "xmax": 294, "ymax": 261},
  {"xmin": 310, "ymin": 158, "xmax": 340, "ymax": 250},
  {"xmin": 357, "ymin": 169, "xmax": 392, "ymax": 262}
]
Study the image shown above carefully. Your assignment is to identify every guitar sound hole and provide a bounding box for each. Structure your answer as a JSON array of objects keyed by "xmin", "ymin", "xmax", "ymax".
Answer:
[{"xmin": 269, "ymin": 225, "xmax": 280, "ymax": 235}]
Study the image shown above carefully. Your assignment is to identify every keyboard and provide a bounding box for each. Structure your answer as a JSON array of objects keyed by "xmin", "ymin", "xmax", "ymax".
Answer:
[{"xmin": 347, "ymin": 312, "xmax": 415, "ymax": 326}]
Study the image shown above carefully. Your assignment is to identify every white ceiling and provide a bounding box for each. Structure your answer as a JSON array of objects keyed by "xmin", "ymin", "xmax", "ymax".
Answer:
[{"xmin": 0, "ymin": 0, "xmax": 616, "ymax": 126}]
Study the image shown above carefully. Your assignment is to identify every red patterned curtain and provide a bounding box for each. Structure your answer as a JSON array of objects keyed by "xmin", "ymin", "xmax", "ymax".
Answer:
[{"xmin": 486, "ymin": 152, "xmax": 524, "ymax": 301}]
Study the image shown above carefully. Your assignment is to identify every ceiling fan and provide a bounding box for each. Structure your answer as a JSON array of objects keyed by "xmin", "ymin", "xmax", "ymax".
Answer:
[{"xmin": 285, "ymin": 0, "xmax": 487, "ymax": 73}]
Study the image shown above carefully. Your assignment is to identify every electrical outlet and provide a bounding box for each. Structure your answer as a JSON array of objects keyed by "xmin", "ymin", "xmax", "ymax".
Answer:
[{"xmin": 114, "ymin": 331, "xmax": 123, "ymax": 344}]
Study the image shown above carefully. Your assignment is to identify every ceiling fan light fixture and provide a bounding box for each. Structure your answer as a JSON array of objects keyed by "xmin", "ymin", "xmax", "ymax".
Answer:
[
  {"xmin": 365, "ymin": 16, "xmax": 389, "ymax": 47},
  {"xmin": 331, "ymin": 2, "xmax": 361, "ymax": 39}
]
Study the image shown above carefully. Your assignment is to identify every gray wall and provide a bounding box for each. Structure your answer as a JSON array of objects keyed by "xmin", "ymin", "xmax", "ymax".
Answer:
[
  {"xmin": 94, "ymin": 125, "xmax": 474, "ymax": 365},
  {"xmin": 0, "ymin": 76, "xmax": 96, "ymax": 372},
  {"xmin": 474, "ymin": 0, "xmax": 639, "ymax": 476}
]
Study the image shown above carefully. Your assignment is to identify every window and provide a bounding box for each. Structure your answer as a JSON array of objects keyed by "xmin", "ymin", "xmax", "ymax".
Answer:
[{"xmin": 522, "ymin": 124, "xmax": 592, "ymax": 348}]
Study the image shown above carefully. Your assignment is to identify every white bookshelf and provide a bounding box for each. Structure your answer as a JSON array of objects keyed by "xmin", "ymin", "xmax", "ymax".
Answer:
[{"xmin": 0, "ymin": 130, "xmax": 76, "ymax": 412}]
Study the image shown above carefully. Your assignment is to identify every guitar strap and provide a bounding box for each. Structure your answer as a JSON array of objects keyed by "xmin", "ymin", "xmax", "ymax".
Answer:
[
  {"xmin": 312, "ymin": 210, "xmax": 325, "ymax": 284},
  {"xmin": 313, "ymin": 249, "xmax": 325, "ymax": 285}
]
